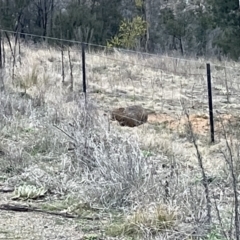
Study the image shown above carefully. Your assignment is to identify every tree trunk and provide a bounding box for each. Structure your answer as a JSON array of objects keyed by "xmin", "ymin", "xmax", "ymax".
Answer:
[
  {"xmin": 179, "ymin": 37, "xmax": 184, "ymax": 55},
  {"xmin": 50, "ymin": 0, "xmax": 54, "ymax": 36},
  {"xmin": 143, "ymin": 0, "xmax": 151, "ymax": 52},
  {"xmin": 172, "ymin": 35, "xmax": 177, "ymax": 51},
  {"xmin": 43, "ymin": 0, "xmax": 48, "ymax": 37}
]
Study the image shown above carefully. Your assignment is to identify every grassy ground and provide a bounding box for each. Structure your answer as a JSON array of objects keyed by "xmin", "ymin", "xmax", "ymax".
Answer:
[{"xmin": 0, "ymin": 39, "xmax": 240, "ymax": 239}]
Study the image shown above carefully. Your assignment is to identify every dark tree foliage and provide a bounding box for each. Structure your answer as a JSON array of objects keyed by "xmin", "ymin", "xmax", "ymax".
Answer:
[
  {"xmin": 0, "ymin": 0, "xmax": 31, "ymax": 31},
  {"xmin": 54, "ymin": 0, "xmax": 122, "ymax": 45},
  {"xmin": 206, "ymin": 0, "xmax": 240, "ymax": 59},
  {"xmin": 0, "ymin": 0, "xmax": 240, "ymax": 59}
]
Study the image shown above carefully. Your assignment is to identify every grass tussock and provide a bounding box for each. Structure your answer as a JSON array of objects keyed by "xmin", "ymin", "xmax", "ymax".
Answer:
[{"xmin": 106, "ymin": 204, "xmax": 175, "ymax": 238}]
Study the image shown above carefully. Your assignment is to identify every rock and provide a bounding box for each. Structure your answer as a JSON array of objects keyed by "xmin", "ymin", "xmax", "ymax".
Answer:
[
  {"xmin": 111, "ymin": 105, "xmax": 148, "ymax": 127},
  {"xmin": 0, "ymin": 186, "xmax": 14, "ymax": 193}
]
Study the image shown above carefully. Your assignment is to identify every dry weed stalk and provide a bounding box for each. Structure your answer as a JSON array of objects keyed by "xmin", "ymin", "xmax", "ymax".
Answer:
[
  {"xmin": 18, "ymin": 33, "xmax": 22, "ymax": 66},
  {"xmin": 61, "ymin": 42, "xmax": 65, "ymax": 83},
  {"xmin": 182, "ymin": 104, "xmax": 212, "ymax": 226},
  {"xmin": 68, "ymin": 47, "xmax": 73, "ymax": 91},
  {"xmin": 213, "ymin": 198, "xmax": 228, "ymax": 239},
  {"xmin": 216, "ymin": 111, "xmax": 240, "ymax": 240},
  {"xmin": 0, "ymin": 32, "xmax": 4, "ymax": 92},
  {"xmin": 0, "ymin": 32, "xmax": 2, "ymax": 69},
  {"xmin": 223, "ymin": 63, "xmax": 230, "ymax": 103},
  {"xmin": 1, "ymin": 32, "xmax": 6, "ymax": 67},
  {"xmin": 6, "ymin": 31, "xmax": 19, "ymax": 81}
]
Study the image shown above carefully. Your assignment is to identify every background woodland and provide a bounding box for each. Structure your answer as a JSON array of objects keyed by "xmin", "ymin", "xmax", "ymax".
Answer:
[{"xmin": 0, "ymin": 0, "xmax": 239, "ymax": 60}]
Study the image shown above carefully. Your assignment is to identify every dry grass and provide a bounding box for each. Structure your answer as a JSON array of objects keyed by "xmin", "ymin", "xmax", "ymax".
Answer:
[
  {"xmin": 106, "ymin": 204, "xmax": 175, "ymax": 238},
  {"xmin": 0, "ymin": 38, "xmax": 240, "ymax": 239}
]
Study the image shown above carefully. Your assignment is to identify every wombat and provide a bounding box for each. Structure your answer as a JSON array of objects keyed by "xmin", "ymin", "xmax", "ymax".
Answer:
[{"xmin": 111, "ymin": 105, "xmax": 148, "ymax": 127}]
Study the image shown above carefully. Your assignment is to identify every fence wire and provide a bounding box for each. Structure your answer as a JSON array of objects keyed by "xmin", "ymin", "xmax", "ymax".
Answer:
[{"xmin": 1, "ymin": 30, "xmax": 240, "ymax": 133}]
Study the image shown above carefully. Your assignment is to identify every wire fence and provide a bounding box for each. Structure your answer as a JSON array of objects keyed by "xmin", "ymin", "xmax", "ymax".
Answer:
[
  {"xmin": 3, "ymin": 29, "xmax": 240, "ymax": 240},
  {"xmin": 1, "ymin": 29, "xmax": 240, "ymax": 139}
]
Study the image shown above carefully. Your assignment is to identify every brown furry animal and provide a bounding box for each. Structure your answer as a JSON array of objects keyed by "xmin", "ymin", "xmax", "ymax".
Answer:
[{"xmin": 111, "ymin": 105, "xmax": 148, "ymax": 127}]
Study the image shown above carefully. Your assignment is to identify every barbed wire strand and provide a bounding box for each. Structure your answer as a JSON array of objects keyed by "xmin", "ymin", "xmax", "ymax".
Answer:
[
  {"xmin": 1, "ymin": 28, "xmax": 240, "ymax": 71},
  {"xmin": 87, "ymin": 52, "xmax": 204, "ymax": 77}
]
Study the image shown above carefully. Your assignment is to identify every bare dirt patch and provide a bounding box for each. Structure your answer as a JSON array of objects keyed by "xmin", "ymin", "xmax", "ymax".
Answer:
[
  {"xmin": 0, "ymin": 210, "xmax": 84, "ymax": 240},
  {"xmin": 0, "ymin": 188, "xmax": 83, "ymax": 240},
  {"xmin": 148, "ymin": 113, "xmax": 238, "ymax": 135}
]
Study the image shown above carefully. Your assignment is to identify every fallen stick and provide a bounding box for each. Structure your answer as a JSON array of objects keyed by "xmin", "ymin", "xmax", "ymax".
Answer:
[{"xmin": 0, "ymin": 203, "xmax": 99, "ymax": 220}]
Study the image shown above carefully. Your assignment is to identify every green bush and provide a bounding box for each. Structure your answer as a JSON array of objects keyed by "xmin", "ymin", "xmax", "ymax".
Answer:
[{"xmin": 107, "ymin": 16, "xmax": 147, "ymax": 50}]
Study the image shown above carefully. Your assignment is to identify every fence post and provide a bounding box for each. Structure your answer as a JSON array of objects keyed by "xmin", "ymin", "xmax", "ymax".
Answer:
[
  {"xmin": 206, "ymin": 63, "xmax": 214, "ymax": 143},
  {"xmin": 82, "ymin": 43, "xmax": 86, "ymax": 105}
]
